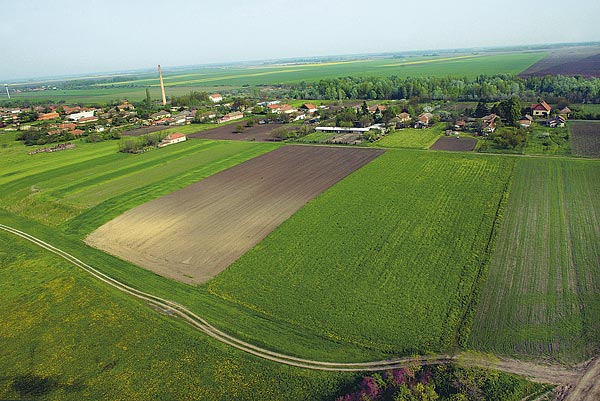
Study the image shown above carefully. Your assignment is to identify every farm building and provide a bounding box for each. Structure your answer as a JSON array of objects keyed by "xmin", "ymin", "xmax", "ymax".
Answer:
[
  {"xmin": 482, "ymin": 114, "xmax": 498, "ymax": 133},
  {"xmin": 159, "ymin": 133, "xmax": 187, "ymax": 147},
  {"xmin": 150, "ymin": 110, "xmax": 171, "ymax": 120},
  {"xmin": 547, "ymin": 115, "xmax": 566, "ymax": 128},
  {"xmin": 414, "ymin": 112, "xmax": 433, "ymax": 128},
  {"xmin": 397, "ymin": 112, "xmax": 411, "ymax": 122},
  {"xmin": 299, "ymin": 103, "xmax": 318, "ymax": 113},
  {"xmin": 68, "ymin": 110, "xmax": 96, "ymax": 122},
  {"xmin": 219, "ymin": 111, "xmax": 244, "ymax": 123},
  {"xmin": 559, "ymin": 106, "xmax": 571, "ymax": 117},
  {"xmin": 38, "ymin": 111, "xmax": 60, "ymax": 121},
  {"xmin": 531, "ymin": 101, "xmax": 552, "ymax": 118},
  {"xmin": 368, "ymin": 105, "xmax": 387, "ymax": 113},
  {"xmin": 209, "ymin": 93, "xmax": 223, "ymax": 103}
]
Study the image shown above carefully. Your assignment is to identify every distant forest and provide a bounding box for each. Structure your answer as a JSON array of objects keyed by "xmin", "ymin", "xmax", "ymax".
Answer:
[{"xmin": 285, "ymin": 74, "xmax": 600, "ymax": 104}]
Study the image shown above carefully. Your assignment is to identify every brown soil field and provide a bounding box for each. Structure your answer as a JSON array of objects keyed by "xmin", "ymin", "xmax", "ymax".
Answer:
[
  {"xmin": 86, "ymin": 145, "xmax": 383, "ymax": 284},
  {"xmin": 121, "ymin": 125, "xmax": 170, "ymax": 137},
  {"xmin": 188, "ymin": 123, "xmax": 288, "ymax": 142},
  {"xmin": 520, "ymin": 46, "xmax": 600, "ymax": 78},
  {"xmin": 430, "ymin": 136, "xmax": 477, "ymax": 151},
  {"xmin": 570, "ymin": 121, "xmax": 600, "ymax": 157}
]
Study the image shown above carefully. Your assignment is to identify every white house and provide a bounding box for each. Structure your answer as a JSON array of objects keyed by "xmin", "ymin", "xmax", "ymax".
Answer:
[
  {"xmin": 159, "ymin": 132, "xmax": 187, "ymax": 147},
  {"xmin": 209, "ymin": 93, "xmax": 223, "ymax": 103}
]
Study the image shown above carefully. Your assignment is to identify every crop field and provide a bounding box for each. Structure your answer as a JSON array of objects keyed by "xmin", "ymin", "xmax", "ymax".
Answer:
[
  {"xmin": 2, "ymin": 52, "xmax": 546, "ymax": 104},
  {"xmin": 0, "ymin": 139, "xmax": 280, "ymax": 229},
  {"xmin": 87, "ymin": 146, "xmax": 383, "ymax": 284},
  {"xmin": 209, "ymin": 150, "xmax": 514, "ymax": 355},
  {"xmin": 430, "ymin": 136, "xmax": 478, "ymax": 152},
  {"xmin": 371, "ymin": 123, "xmax": 445, "ymax": 149},
  {"xmin": 188, "ymin": 123, "xmax": 285, "ymax": 142},
  {"xmin": 0, "ymin": 231, "xmax": 348, "ymax": 400},
  {"xmin": 469, "ymin": 158, "xmax": 600, "ymax": 363},
  {"xmin": 570, "ymin": 121, "xmax": 600, "ymax": 157},
  {"xmin": 519, "ymin": 45, "xmax": 600, "ymax": 78}
]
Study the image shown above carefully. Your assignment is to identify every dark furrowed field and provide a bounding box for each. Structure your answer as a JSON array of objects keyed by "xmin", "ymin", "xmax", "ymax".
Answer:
[
  {"xmin": 86, "ymin": 146, "xmax": 383, "ymax": 284},
  {"xmin": 430, "ymin": 136, "xmax": 477, "ymax": 151},
  {"xmin": 570, "ymin": 121, "xmax": 600, "ymax": 157},
  {"xmin": 209, "ymin": 150, "xmax": 514, "ymax": 355},
  {"xmin": 519, "ymin": 46, "xmax": 600, "ymax": 78},
  {"xmin": 469, "ymin": 157, "xmax": 600, "ymax": 363},
  {"xmin": 188, "ymin": 123, "xmax": 285, "ymax": 142}
]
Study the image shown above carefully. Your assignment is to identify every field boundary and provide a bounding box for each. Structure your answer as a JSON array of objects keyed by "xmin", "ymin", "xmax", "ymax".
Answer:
[{"xmin": 0, "ymin": 222, "xmax": 592, "ymax": 388}]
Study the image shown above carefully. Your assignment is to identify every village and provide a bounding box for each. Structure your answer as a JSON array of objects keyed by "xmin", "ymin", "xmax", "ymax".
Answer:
[{"xmin": 0, "ymin": 90, "xmax": 574, "ymax": 151}]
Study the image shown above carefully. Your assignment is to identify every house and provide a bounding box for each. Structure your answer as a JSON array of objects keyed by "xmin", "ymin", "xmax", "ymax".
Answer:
[
  {"xmin": 547, "ymin": 115, "xmax": 566, "ymax": 128},
  {"xmin": 299, "ymin": 103, "xmax": 318, "ymax": 113},
  {"xmin": 414, "ymin": 112, "xmax": 433, "ymax": 128},
  {"xmin": 531, "ymin": 101, "xmax": 552, "ymax": 118},
  {"xmin": 38, "ymin": 111, "xmax": 60, "ymax": 121},
  {"xmin": 159, "ymin": 132, "xmax": 187, "ymax": 147},
  {"xmin": 368, "ymin": 105, "xmax": 387, "ymax": 114},
  {"xmin": 218, "ymin": 111, "xmax": 244, "ymax": 123},
  {"xmin": 268, "ymin": 104, "xmax": 297, "ymax": 114},
  {"xmin": 397, "ymin": 112, "xmax": 411, "ymax": 123},
  {"xmin": 454, "ymin": 120, "xmax": 466, "ymax": 130},
  {"xmin": 95, "ymin": 125, "xmax": 105, "ymax": 132},
  {"xmin": 559, "ymin": 107, "xmax": 571, "ymax": 118},
  {"xmin": 150, "ymin": 110, "xmax": 171, "ymax": 120},
  {"xmin": 70, "ymin": 129, "xmax": 85, "ymax": 137},
  {"xmin": 481, "ymin": 114, "xmax": 498, "ymax": 133},
  {"xmin": 62, "ymin": 105, "xmax": 81, "ymax": 115},
  {"xmin": 209, "ymin": 93, "xmax": 223, "ymax": 103},
  {"xmin": 267, "ymin": 104, "xmax": 282, "ymax": 113},
  {"xmin": 77, "ymin": 116, "xmax": 99, "ymax": 124},
  {"xmin": 57, "ymin": 123, "xmax": 77, "ymax": 131},
  {"xmin": 171, "ymin": 112, "xmax": 190, "ymax": 125},
  {"xmin": 117, "ymin": 101, "xmax": 135, "ymax": 111},
  {"xmin": 519, "ymin": 118, "xmax": 532, "ymax": 128}
]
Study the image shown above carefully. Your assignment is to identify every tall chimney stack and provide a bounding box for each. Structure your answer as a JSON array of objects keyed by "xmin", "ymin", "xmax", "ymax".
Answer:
[
  {"xmin": 4, "ymin": 84, "xmax": 10, "ymax": 99},
  {"xmin": 158, "ymin": 65, "xmax": 167, "ymax": 106}
]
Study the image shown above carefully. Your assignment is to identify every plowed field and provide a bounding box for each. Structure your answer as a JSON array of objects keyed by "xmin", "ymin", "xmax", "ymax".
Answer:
[{"xmin": 86, "ymin": 146, "xmax": 383, "ymax": 284}]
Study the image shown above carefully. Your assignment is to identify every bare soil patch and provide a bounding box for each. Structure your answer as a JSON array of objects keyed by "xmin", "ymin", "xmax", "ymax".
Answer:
[
  {"xmin": 86, "ymin": 145, "xmax": 383, "ymax": 284},
  {"xmin": 520, "ymin": 46, "xmax": 600, "ymax": 78},
  {"xmin": 121, "ymin": 126, "xmax": 169, "ymax": 137},
  {"xmin": 430, "ymin": 136, "xmax": 477, "ymax": 151},
  {"xmin": 188, "ymin": 123, "xmax": 287, "ymax": 142},
  {"xmin": 570, "ymin": 121, "xmax": 600, "ymax": 158}
]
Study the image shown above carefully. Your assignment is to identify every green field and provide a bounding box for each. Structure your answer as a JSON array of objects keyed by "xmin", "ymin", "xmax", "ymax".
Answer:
[
  {"xmin": 524, "ymin": 125, "xmax": 570, "ymax": 155},
  {"xmin": 0, "ymin": 139, "xmax": 280, "ymax": 229},
  {"xmin": 1, "ymin": 52, "xmax": 546, "ymax": 104},
  {"xmin": 0, "ymin": 231, "xmax": 348, "ymax": 400},
  {"xmin": 469, "ymin": 158, "xmax": 600, "ymax": 363},
  {"xmin": 209, "ymin": 150, "xmax": 514, "ymax": 355},
  {"xmin": 371, "ymin": 123, "xmax": 445, "ymax": 149}
]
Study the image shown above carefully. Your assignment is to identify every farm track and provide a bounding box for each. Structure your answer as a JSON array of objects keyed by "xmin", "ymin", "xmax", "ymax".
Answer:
[{"xmin": 3, "ymin": 222, "xmax": 597, "ymax": 397}]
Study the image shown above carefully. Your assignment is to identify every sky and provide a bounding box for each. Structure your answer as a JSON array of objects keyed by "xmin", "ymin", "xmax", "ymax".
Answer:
[{"xmin": 1, "ymin": 0, "xmax": 599, "ymax": 81}]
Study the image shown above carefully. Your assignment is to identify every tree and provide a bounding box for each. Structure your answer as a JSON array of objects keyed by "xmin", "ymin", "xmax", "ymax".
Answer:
[
  {"xmin": 499, "ymin": 97, "xmax": 521, "ymax": 126},
  {"xmin": 145, "ymin": 88, "xmax": 152, "ymax": 107},
  {"xmin": 474, "ymin": 102, "xmax": 489, "ymax": 118}
]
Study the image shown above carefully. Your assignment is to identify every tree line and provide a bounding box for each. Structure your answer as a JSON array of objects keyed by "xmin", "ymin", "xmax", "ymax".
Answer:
[{"xmin": 285, "ymin": 74, "xmax": 600, "ymax": 103}]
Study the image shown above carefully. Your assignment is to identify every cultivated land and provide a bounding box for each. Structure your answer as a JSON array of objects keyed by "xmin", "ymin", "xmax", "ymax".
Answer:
[
  {"xmin": 519, "ymin": 45, "xmax": 600, "ymax": 78},
  {"xmin": 469, "ymin": 158, "xmax": 600, "ymax": 363},
  {"xmin": 188, "ymin": 123, "xmax": 285, "ymax": 142},
  {"xmin": 2, "ymin": 51, "xmax": 547, "ymax": 104},
  {"xmin": 430, "ymin": 136, "xmax": 478, "ymax": 152},
  {"xmin": 0, "ymin": 231, "xmax": 349, "ymax": 400},
  {"xmin": 0, "ymin": 139, "xmax": 280, "ymax": 230},
  {"xmin": 370, "ymin": 123, "xmax": 445, "ymax": 149},
  {"xmin": 86, "ymin": 146, "xmax": 383, "ymax": 284},
  {"xmin": 570, "ymin": 120, "xmax": 600, "ymax": 157},
  {"xmin": 209, "ymin": 150, "xmax": 514, "ymax": 355}
]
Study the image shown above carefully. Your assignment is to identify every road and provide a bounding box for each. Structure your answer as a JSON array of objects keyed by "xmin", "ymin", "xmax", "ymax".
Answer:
[{"xmin": 1, "ymin": 223, "xmax": 597, "ymax": 398}]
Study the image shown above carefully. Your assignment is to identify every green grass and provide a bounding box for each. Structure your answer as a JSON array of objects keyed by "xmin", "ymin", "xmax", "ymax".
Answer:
[
  {"xmin": 0, "ymin": 231, "xmax": 350, "ymax": 400},
  {"xmin": 371, "ymin": 123, "xmax": 445, "ymax": 149},
  {"xmin": 524, "ymin": 125, "xmax": 570, "ymax": 155},
  {"xmin": 1, "ymin": 52, "xmax": 546, "ymax": 105},
  {"xmin": 469, "ymin": 158, "xmax": 600, "ymax": 363},
  {"xmin": 0, "ymin": 139, "xmax": 280, "ymax": 228},
  {"xmin": 208, "ymin": 150, "xmax": 514, "ymax": 355}
]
